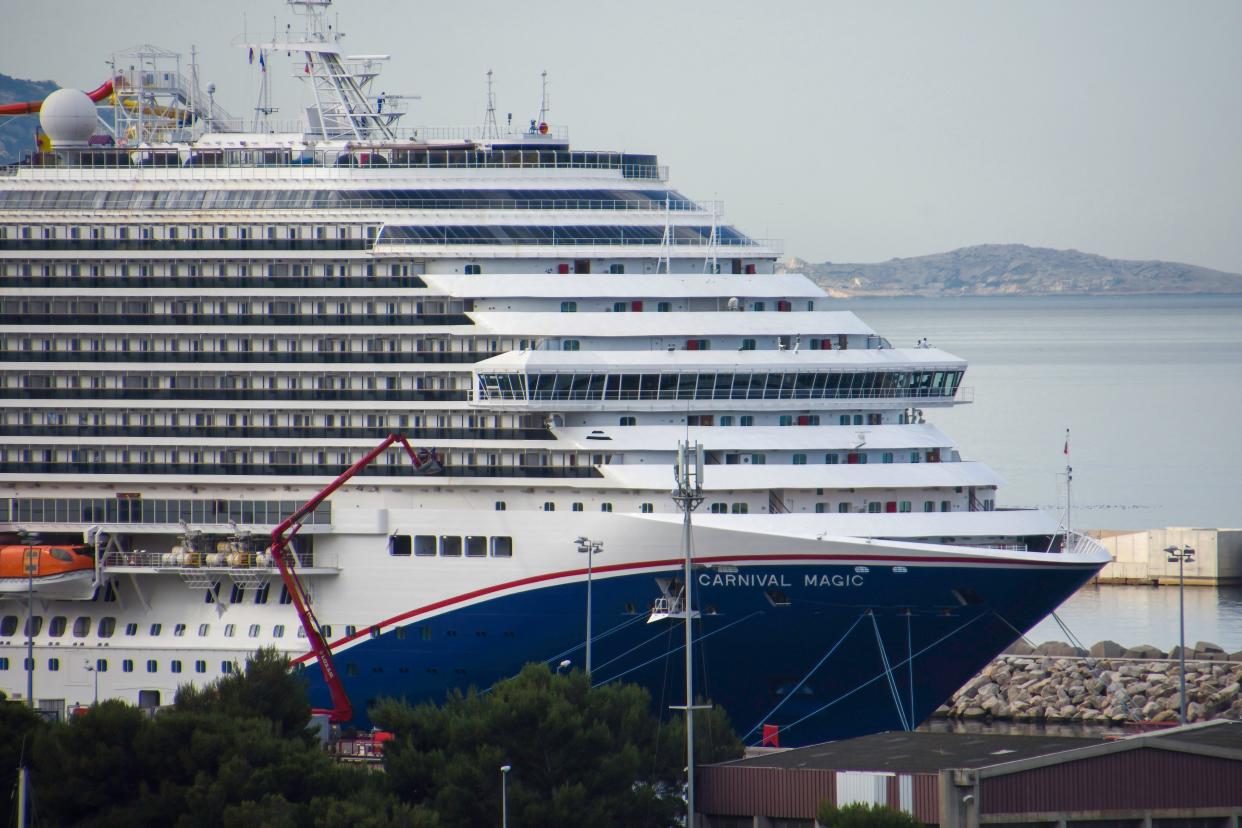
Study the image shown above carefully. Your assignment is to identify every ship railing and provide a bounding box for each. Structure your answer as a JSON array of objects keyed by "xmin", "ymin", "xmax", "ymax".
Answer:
[
  {"xmin": 406, "ymin": 124, "xmax": 571, "ymax": 142},
  {"xmin": 197, "ymin": 122, "xmax": 574, "ymax": 142},
  {"xmin": 100, "ymin": 548, "xmax": 326, "ymax": 570},
  {"xmin": 7, "ymin": 153, "xmax": 668, "ymax": 181},
  {"xmin": 1063, "ymin": 531, "xmax": 1109, "ymax": 557},
  {"xmin": 0, "ymin": 196, "xmax": 715, "ymax": 214},
  {"xmin": 377, "ymin": 235, "xmax": 773, "ymax": 249},
  {"xmin": 481, "ymin": 387, "xmax": 967, "ymax": 403}
]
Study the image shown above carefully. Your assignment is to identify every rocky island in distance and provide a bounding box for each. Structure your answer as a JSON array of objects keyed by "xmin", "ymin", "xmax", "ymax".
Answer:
[{"xmin": 784, "ymin": 243, "xmax": 1242, "ymax": 297}]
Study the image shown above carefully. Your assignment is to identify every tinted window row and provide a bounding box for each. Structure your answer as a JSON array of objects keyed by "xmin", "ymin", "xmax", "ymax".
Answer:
[
  {"xmin": 477, "ymin": 370, "xmax": 965, "ymax": 402},
  {"xmin": 381, "ymin": 224, "xmax": 753, "ymax": 246},
  {"xmin": 0, "ymin": 656, "xmax": 237, "ymax": 676},
  {"xmin": 0, "ymin": 614, "xmax": 294, "ymax": 641},
  {"xmin": 0, "ymin": 188, "xmax": 695, "ymax": 212},
  {"xmin": 1, "ymin": 497, "xmax": 329, "ymax": 526},
  {"xmin": 389, "ymin": 534, "xmax": 513, "ymax": 558}
]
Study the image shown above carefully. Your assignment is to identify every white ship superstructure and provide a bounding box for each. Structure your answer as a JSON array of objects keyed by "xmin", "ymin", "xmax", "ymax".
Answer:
[{"xmin": 0, "ymin": 1, "xmax": 1107, "ymax": 744}]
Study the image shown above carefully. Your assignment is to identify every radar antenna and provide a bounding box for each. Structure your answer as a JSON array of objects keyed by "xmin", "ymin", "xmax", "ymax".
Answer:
[
  {"xmin": 536, "ymin": 70, "xmax": 549, "ymax": 128},
  {"xmin": 482, "ymin": 69, "xmax": 499, "ymax": 139}
]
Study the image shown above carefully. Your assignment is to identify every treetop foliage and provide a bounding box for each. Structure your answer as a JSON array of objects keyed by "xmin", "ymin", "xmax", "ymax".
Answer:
[
  {"xmin": 817, "ymin": 801, "xmax": 927, "ymax": 828},
  {"xmin": 6, "ymin": 653, "xmax": 742, "ymax": 828}
]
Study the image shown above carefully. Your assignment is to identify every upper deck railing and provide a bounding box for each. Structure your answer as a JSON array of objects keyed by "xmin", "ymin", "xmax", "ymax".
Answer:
[{"xmin": 1, "ymin": 146, "xmax": 667, "ymax": 182}]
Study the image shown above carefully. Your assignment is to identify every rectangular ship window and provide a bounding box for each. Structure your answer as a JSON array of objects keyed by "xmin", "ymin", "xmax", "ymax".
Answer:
[
  {"xmin": 464, "ymin": 536, "xmax": 487, "ymax": 557},
  {"xmin": 490, "ymin": 536, "xmax": 513, "ymax": 558},
  {"xmin": 389, "ymin": 535, "xmax": 411, "ymax": 556},
  {"xmin": 440, "ymin": 536, "xmax": 462, "ymax": 557},
  {"xmin": 413, "ymin": 535, "xmax": 436, "ymax": 556}
]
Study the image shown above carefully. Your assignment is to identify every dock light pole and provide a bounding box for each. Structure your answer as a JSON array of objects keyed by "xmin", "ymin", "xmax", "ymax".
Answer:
[
  {"xmin": 574, "ymin": 537, "xmax": 603, "ymax": 676},
  {"xmin": 672, "ymin": 441, "xmax": 707, "ymax": 828},
  {"xmin": 499, "ymin": 764, "xmax": 511, "ymax": 828},
  {"xmin": 18, "ymin": 530, "xmax": 38, "ymax": 709},
  {"xmin": 1165, "ymin": 544, "xmax": 1195, "ymax": 725}
]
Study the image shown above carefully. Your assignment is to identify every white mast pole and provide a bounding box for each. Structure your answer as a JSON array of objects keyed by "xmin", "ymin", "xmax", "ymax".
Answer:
[
  {"xmin": 1064, "ymin": 428, "xmax": 1072, "ymax": 551},
  {"xmin": 673, "ymin": 441, "xmax": 705, "ymax": 827}
]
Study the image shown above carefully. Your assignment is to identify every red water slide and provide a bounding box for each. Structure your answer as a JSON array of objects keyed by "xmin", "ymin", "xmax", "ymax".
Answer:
[{"xmin": 0, "ymin": 79, "xmax": 114, "ymax": 116}]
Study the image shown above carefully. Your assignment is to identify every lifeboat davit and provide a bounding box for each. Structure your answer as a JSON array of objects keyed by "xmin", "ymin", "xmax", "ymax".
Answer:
[{"xmin": 0, "ymin": 545, "xmax": 96, "ymax": 599}]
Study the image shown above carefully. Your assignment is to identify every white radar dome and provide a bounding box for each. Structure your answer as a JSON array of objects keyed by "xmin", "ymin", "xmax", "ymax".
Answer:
[{"xmin": 39, "ymin": 88, "xmax": 98, "ymax": 147}]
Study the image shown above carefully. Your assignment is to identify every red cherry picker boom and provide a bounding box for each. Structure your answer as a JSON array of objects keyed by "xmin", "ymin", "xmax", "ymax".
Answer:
[{"xmin": 267, "ymin": 434, "xmax": 442, "ymax": 723}]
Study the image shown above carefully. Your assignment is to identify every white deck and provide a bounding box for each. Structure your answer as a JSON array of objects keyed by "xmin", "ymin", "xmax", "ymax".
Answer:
[
  {"xmin": 469, "ymin": 310, "xmax": 877, "ymax": 338},
  {"xmin": 599, "ymin": 460, "xmax": 1004, "ymax": 490}
]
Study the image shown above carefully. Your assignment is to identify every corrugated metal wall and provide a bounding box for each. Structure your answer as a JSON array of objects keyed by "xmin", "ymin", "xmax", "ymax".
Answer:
[
  {"xmin": 912, "ymin": 774, "xmax": 940, "ymax": 824},
  {"xmin": 981, "ymin": 748, "xmax": 1242, "ymax": 814},
  {"xmin": 699, "ymin": 766, "xmax": 940, "ymax": 822},
  {"xmin": 699, "ymin": 766, "xmax": 836, "ymax": 819}
]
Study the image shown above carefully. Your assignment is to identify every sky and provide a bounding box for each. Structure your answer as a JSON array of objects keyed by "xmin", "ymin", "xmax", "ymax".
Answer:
[{"xmin": 3, "ymin": 0, "xmax": 1241, "ymax": 272}]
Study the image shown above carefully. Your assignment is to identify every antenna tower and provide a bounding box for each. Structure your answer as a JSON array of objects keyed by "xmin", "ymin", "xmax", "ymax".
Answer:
[
  {"xmin": 536, "ymin": 70, "xmax": 549, "ymax": 126},
  {"xmin": 483, "ymin": 69, "xmax": 499, "ymax": 139}
]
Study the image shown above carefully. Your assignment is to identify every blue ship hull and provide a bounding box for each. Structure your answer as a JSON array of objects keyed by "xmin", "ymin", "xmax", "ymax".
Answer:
[{"xmin": 304, "ymin": 556, "xmax": 1099, "ymax": 746}]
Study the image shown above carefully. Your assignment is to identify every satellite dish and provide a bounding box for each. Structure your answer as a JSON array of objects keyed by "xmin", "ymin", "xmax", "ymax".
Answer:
[{"xmin": 39, "ymin": 88, "xmax": 97, "ymax": 147}]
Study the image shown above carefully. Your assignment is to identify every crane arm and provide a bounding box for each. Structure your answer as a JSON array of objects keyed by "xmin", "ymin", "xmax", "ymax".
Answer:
[{"xmin": 267, "ymin": 434, "xmax": 442, "ymax": 723}]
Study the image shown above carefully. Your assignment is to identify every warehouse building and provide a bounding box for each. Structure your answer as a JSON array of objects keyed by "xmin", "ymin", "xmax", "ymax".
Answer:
[{"xmin": 697, "ymin": 720, "xmax": 1242, "ymax": 827}]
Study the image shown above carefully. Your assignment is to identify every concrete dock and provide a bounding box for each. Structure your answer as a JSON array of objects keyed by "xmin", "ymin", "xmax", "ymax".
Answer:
[{"xmin": 1091, "ymin": 527, "xmax": 1242, "ymax": 586}]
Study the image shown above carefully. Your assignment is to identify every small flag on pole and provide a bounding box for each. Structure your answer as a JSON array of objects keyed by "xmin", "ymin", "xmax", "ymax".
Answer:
[
  {"xmin": 259, "ymin": 51, "xmax": 266, "ymax": 72},
  {"xmin": 248, "ymin": 47, "xmax": 254, "ymax": 65},
  {"xmin": 1063, "ymin": 429, "xmax": 1069, "ymax": 456}
]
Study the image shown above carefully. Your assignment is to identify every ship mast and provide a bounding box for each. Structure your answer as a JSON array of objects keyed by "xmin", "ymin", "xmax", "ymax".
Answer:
[
  {"xmin": 1064, "ymin": 428, "xmax": 1073, "ymax": 551},
  {"xmin": 482, "ymin": 69, "xmax": 500, "ymax": 139},
  {"xmin": 536, "ymin": 70, "xmax": 549, "ymax": 128},
  {"xmin": 246, "ymin": 0, "xmax": 396, "ymax": 141}
]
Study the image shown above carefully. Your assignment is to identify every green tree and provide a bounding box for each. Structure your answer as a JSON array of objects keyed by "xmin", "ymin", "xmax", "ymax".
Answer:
[
  {"xmin": 817, "ymin": 801, "xmax": 926, "ymax": 828},
  {"xmin": 372, "ymin": 663, "xmax": 742, "ymax": 828},
  {"xmin": 0, "ymin": 691, "xmax": 45, "ymax": 822},
  {"xmin": 174, "ymin": 646, "xmax": 312, "ymax": 738},
  {"xmin": 31, "ymin": 649, "xmax": 409, "ymax": 827}
]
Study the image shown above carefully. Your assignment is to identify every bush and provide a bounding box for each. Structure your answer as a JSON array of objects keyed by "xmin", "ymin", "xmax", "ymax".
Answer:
[
  {"xmin": 372, "ymin": 662, "xmax": 743, "ymax": 828},
  {"xmin": 817, "ymin": 801, "xmax": 925, "ymax": 828}
]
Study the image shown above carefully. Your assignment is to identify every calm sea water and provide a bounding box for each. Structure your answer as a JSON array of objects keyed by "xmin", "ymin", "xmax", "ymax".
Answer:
[
  {"xmin": 844, "ymin": 293, "xmax": 1242, "ymax": 531},
  {"xmin": 840, "ymin": 293, "xmax": 1242, "ymax": 649}
]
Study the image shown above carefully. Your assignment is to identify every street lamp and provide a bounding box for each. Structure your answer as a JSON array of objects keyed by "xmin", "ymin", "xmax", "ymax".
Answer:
[
  {"xmin": 84, "ymin": 660, "xmax": 99, "ymax": 706},
  {"xmin": 499, "ymin": 764, "xmax": 511, "ymax": 828},
  {"xmin": 556, "ymin": 659, "xmax": 572, "ymax": 674},
  {"xmin": 17, "ymin": 530, "xmax": 39, "ymax": 710},
  {"xmin": 1164, "ymin": 544, "xmax": 1195, "ymax": 725},
  {"xmin": 574, "ymin": 537, "xmax": 603, "ymax": 676}
]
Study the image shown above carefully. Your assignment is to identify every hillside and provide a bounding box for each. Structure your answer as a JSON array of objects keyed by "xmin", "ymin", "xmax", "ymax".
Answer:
[
  {"xmin": 0, "ymin": 72, "xmax": 58, "ymax": 164},
  {"xmin": 783, "ymin": 244, "xmax": 1242, "ymax": 297}
]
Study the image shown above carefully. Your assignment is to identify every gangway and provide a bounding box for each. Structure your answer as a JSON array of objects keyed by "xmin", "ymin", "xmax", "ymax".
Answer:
[{"xmin": 267, "ymin": 434, "xmax": 442, "ymax": 723}]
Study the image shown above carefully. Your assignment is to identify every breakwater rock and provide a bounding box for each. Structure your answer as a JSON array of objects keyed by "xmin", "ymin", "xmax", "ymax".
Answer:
[{"xmin": 937, "ymin": 640, "xmax": 1242, "ymax": 724}]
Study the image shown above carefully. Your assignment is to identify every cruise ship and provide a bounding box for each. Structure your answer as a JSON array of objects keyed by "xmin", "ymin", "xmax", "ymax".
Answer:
[{"xmin": 0, "ymin": 1, "xmax": 1108, "ymax": 746}]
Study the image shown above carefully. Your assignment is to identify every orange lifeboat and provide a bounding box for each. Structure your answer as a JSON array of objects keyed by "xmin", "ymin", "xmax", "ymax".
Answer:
[{"xmin": 0, "ymin": 545, "xmax": 96, "ymax": 598}]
